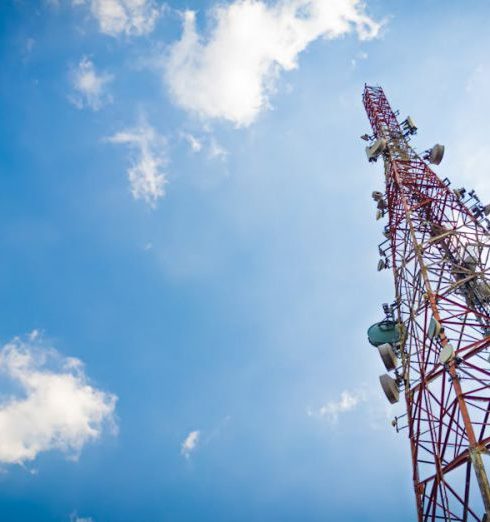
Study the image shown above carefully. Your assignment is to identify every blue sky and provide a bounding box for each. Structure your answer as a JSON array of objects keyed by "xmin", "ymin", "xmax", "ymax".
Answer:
[{"xmin": 1, "ymin": 0, "xmax": 490, "ymax": 520}]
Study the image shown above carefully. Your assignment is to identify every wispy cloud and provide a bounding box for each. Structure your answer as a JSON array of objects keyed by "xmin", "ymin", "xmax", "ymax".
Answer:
[
  {"xmin": 0, "ymin": 333, "xmax": 117, "ymax": 465},
  {"xmin": 307, "ymin": 389, "xmax": 366, "ymax": 424},
  {"xmin": 69, "ymin": 57, "xmax": 113, "ymax": 111},
  {"xmin": 69, "ymin": 513, "xmax": 94, "ymax": 522},
  {"xmin": 208, "ymin": 137, "xmax": 228, "ymax": 161},
  {"xmin": 73, "ymin": 0, "xmax": 161, "ymax": 37},
  {"xmin": 21, "ymin": 37, "xmax": 36, "ymax": 61},
  {"xmin": 180, "ymin": 131, "xmax": 228, "ymax": 161},
  {"xmin": 351, "ymin": 50, "xmax": 368, "ymax": 69},
  {"xmin": 181, "ymin": 132, "xmax": 203, "ymax": 153},
  {"xmin": 180, "ymin": 430, "xmax": 200, "ymax": 459},
  {"xmin": 165, "ymin": 0, "xmax": 380, "ymax": 126},
  {"xmin": 107, "ymin": 122, "xmax": 168, "ymax": 207}
]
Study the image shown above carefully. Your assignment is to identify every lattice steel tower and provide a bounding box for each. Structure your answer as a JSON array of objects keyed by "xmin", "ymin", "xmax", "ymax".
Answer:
[{"xmin": 363, "ymin": 85, "xmax": 490, "ymax": 521}]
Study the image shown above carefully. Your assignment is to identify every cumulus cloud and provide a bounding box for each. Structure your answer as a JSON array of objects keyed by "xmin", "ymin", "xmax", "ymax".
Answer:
[
  {"xmin": 107, "ymin": 123, "xmax": 168, "ymax": 207},
  {"xmin": 0, "ymin": 334, "xmax": 117, "ymax": 465},
  {"xmin": 69, "ymin": 57, "xmax": 113, "ymax": 110},
  {"xmin": 73, "ymin": 0, "xmax": 161, "ymax": 36},
  {"xmin": 165, "ymin": 0, "xmax": 380, "ymax": 126},
  {"xmin": 181, "ymin": 430, "xmax": 199, "ymax": 459},
  {"xmin": 307, "ymin": 389, "xmax": 366, "ymax": 424}
]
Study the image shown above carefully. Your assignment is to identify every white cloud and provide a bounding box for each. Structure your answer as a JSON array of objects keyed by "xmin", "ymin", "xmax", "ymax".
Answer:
[
  {"xmin": 0, "ymin": 334, "xmax": 117, "ymax": 465},
  {"xmin": 23, "ymin": 37, "xmax": 35, "ymax": 59},
  {"xmin": 165, "ymin": 0, "xmax": 380, "ymax": 126},
  {"xmin": 208, "ymin": 137, "xmax": 228, "ymax": 161},
  {"xmin": 180, "ymin": 430, "xmax": 199, "ymax": 459},
  {"xmin": 74, "ymin": 0, "xmax": 160, "ymax": 36},
  {"xmin": 307, "ymin": 389, "xmax": 366, "ymax": 424},
  {"xmin": 69, "ymin": 514, "xmax": 94, "ymax": 522},
  {"xmin": 69, "ymin": 57, "xmax": 113, "ymax": 111},
  {"xmin": 107, "ymin": 123, "xmax": 168, "ymax": 207},
  {"xmin": 181, "ymin": 132, "xmax": 203, "ymax": 153},
  {"xmin": 29, "ymin": 329, "xmax": 40, "ymax": 341},
  {"xmin": 180, "ymin": 131, "xmax": 228, "ymax": 160},
  {"xmin": 351, "ymin": 49, "xmax": 368, "ymax": 68}
]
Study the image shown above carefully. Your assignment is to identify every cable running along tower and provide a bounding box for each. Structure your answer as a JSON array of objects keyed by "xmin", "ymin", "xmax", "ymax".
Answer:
[{"xmin": 363, "ymin": 85, "xmax": 490, "ymax": 521}]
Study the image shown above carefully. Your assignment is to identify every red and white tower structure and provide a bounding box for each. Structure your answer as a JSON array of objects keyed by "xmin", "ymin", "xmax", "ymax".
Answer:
[{"xmin": 363, "ymin": 85, "xmax": 490, "ymax": 521}]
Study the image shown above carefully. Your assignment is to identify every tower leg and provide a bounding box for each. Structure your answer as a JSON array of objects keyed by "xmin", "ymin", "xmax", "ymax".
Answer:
[
  {"xmin": 451, "ymin": 364, "xmax": 490, "ymax": 519},
  {"xmin": 470, "ymin": 448, "xmax": 490, "ymax": 519}
]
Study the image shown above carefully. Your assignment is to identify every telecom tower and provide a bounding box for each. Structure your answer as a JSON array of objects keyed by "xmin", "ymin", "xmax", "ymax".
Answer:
[{"xmin": 363, "ymin": 85, "xmax": 490, "ymax": 521}]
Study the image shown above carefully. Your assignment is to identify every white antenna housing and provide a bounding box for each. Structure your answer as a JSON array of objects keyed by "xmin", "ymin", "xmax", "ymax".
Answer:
[{"xmin": 366, "ymin": 138, "xmax": 387, "ymax": 162}]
